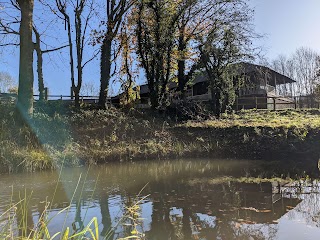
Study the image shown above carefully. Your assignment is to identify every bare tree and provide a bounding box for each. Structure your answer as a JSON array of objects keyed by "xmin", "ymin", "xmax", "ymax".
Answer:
[
  {"xmin": 270, "ymin": 54, "xmax": 290, "ymax": 96},
  {"xmin": 33, "ymin": 26, "xmax": 68, "ymax": 101},
  {"xmin": 0, "ymin": 1, "xmax": 68, "ymax": 102},
  {"xmin": 269, "ymin": 47, "xmax": 320, "ymax": 99},
  {"xmin": 0, "ymin": 2, "xmax": 20, "ymax": 48},
  {"xmin": 293, "ymin": 47, "xmax": 320, "ymax": 96},
  {"xmin": 80, "ymin": 81, "xmax": 98, "ymax": 96},
  {"xmin": 49, "ymin": 0, "xmax": 98, "ymax": 108},
  {"xmin": 0, "ymin": 71, "xmax": 16, "ymax": 93}
]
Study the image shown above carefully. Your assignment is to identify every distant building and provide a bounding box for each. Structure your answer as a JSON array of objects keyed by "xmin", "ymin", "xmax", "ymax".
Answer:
[{"xmin": 112, "ymin": 62, "xmax": 296, "ymax": 109}]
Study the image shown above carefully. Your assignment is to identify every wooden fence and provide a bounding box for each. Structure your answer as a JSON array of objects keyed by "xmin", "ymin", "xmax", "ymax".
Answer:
[
  {"xmin": 34, "ymin": 95, "xmax": 320, "ymax": 110},
  {"xmin": 33, "ymin": 94, "xmax": 102, "ymax": 103},
  {"xmin": 1, "ymin": 92, "xmax": 319, "ymax": 110},
  {"xmin": 0, "ymin": 93, "xmax": 109, "ymax": 105},
  {"xmin": 236, "ymin": 96, "xmax": 320, "ymax": 111}
]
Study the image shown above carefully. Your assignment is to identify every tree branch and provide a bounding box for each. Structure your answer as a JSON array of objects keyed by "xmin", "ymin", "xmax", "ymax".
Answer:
[
  {"xmin": 0, "ymin": 43, "xmax": 19, "ymax": 47},
  {"xmin": 42, "ymin": 44, "xmax": 69, "ymax": 54},
  {"xmin": 82, "ymin": 49, "xmax": 100, "ymax": 68}
]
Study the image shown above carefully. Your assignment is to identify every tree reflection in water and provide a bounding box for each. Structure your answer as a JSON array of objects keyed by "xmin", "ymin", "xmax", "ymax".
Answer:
[
  {"xmin": 1, "ymin": 159, "xmax": 320, "ymax": 239},
  {"xmin": 99, "ymin": 193, "xmax": 113, "ymax": 238}
]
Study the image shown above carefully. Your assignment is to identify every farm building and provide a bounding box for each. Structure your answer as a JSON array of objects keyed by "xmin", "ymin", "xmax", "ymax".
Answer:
[{"xmin": 112, "ymin": 62, "xmax": 296, "ymax": 109}]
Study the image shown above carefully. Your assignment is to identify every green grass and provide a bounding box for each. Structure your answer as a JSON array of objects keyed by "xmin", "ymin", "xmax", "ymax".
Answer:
[{"xmin": 183, "ymin": 109, "xmax": 320, "ymax": 129}]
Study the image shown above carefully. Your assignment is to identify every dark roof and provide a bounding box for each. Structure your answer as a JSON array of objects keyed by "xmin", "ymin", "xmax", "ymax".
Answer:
[
  {"xmin": 193, "ymin": 74, "xmax": 208, "ymax": 84},
  {"xmin": 239, "ymin": 62, "xmax": 295, "ymax": 85},
  {"xmin": 136, "ymin": 82, "xmax": 178, "ymax": 95},
  {"xmin": 113, "ymin": 63, "xmax": 295, "ymax": 99},
  {"xmin": 139, "ymin": 84, "xmax": 150, "ymax": 94},
  {"xmin": 193, "ymin": 62, "xmax": 295, "ymax": 86},
  {"xmin": 168, "ymin": 81, "xmax": 178, "ymax": 89}
]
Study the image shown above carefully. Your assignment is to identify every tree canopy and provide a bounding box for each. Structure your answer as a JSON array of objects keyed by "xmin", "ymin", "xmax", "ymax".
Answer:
[{"xmin": 0, "ymin": 0, "xmax": 263, "ymax": 115}]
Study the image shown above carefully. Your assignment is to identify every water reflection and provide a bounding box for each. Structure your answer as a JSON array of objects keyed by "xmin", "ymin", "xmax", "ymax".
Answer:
[{"xmin": 0, "ymin": 159, "xmax": 320, "ymax": 239}]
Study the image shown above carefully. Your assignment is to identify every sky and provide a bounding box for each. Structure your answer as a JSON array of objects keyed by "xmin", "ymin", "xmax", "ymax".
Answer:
[
  {"xmin": 1, "ymin": 1, "xmax": 320, "ymax": 96},
  {"xmin": 249, "ymin": 0, "xmax": 320, "ymax": 59}
]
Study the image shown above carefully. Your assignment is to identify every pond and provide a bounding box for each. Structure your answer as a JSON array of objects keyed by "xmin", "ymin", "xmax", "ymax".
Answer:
[{"xmin": 1, "ymin": 159, "xmax": 320, "ymax": 239}]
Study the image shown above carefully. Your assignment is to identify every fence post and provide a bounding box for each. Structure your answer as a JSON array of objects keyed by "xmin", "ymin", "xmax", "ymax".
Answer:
[
  {"xmin": 44, "ymin": 87, "xmax": 48, "ymax": 101},
  {"xmin": 255, "ymin": 97, "xmax": 258, "ymax": 109},
  {"xmin": 273, "ymin": 97, "xmax": 276, "ymax": 111},
  {"xmin": 294, "ymin": 97, "xmax": 297, "ymax": 109},
  {"xmin": 70, "ymin": 87, "xmax": 74, "ymax": 100}
]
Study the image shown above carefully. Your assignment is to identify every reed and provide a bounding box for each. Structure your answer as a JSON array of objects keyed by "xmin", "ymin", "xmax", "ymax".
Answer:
[{"xmin": 0, "ymin": 173, "xmax": 146, "ymax": 239}]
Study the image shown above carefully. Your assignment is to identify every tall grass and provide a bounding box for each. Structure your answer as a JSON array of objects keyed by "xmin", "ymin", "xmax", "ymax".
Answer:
[
  {"xmin": 0, "ymin": 172, "xmax": 147, "ymax": 239},
  {"xmin": 2, "ymin": 102, "xmax": 320, "ymax": 173},
  {"xmin": 0, "ymin": 198, "xmax": 100, "ymax": 240}
]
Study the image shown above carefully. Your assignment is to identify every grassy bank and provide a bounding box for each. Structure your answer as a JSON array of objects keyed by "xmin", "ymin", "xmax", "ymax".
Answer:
[
  {"xmin": 1, "ymin": 102, "xmax": 320, "ymax": 172},
  {"xmin": 177, "ymin": 109, "xmax": 320, "ymax": 160}
]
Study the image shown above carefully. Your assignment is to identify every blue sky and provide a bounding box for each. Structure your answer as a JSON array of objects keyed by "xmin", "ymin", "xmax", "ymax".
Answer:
[
  {"xmin": 249, "ymin": 0, "xmax": 320, "ymax": 59},
  {"xmin": 1, "ymin": 1, "xmax": 320, "ymax": 96}
]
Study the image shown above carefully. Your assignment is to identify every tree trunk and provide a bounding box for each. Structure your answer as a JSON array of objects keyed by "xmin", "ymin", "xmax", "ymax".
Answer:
[
  {"xmin": 75, "ymin": 9, "xmax": 83, "ymax": 109},
  {"xmin": 178, "ymin": 59, "xmax": 186, "ymax": 94},
  {"xmin": 99, "ymin": 36, "xmax": 112, "ymax": 108},
  {"xmin": 99, "ymin": 194, "xmax": 114, "ymax": 238},
  {"xmin": 177, "ymin": 29, "xmax": 187, "ymax": 98},
  {"xmin": 74, "ymin": 89, "xmax": 80, "ymax": 108},
  {"xmin": 182, "ymin": 208, "xmax": 192, "ymax": 239},
  {"xmin": 214, "ymin": 86, "xmax": 222, "ymax": 118},
  {"xmin": 209, "ymin": 75, "xmax": 222, "ymax": 118},
  {"xmin": 34, "ymin": 43, "xmax": 45, "ymax": 102},
  {"xmin": 33, "ymin": 27, "xmax": 45, "ymax": 102},
  {"xmin": 150, "ymin": 90, "xmax": 159, "ymax": 109},
  {"xmin": 65, "ymin": 16, "xmax": 76, "ymax": 107},
  {"xmin": 17, "ymin": 0, "xmax": 34, "ymax": 117}
]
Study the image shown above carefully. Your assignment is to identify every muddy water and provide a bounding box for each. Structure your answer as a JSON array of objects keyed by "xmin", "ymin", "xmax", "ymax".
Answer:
[{"xmin": 0, "ymin": 159, "xmax": 320, "ymax": 239}]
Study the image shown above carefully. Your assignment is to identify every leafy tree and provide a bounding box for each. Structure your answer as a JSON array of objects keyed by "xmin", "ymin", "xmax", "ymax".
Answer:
[
  {"xmin": 175, "ymin": 0, "xmax": 220, "ymax": 98},
  {"xmin": 8, "ymin": 86, "xmax": 18, "ymax": 94},
  {"xmin": 118, "ymin": 20, "xmax": 139, "ymax": 107},
  {"xmin": 198, "ymin": 0, "xmax": 257, "ymax": 117},
  {"xmin": 135, "ymin": 0, "xmax": 188, "ymax": 109},
  {"xmin": 97, "ymin": 0, "xmax": 134, "ymax": 108}
]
